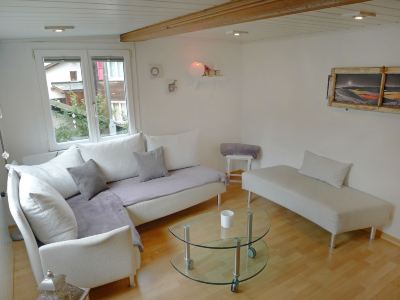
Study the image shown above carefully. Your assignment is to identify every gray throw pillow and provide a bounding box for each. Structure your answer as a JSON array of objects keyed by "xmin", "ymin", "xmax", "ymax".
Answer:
[
  {"xmin": 133, "ymin": 147, "xmax": 168, "ymax": 182},
  {"xmin": 67, "ymin": 159, "xmax": 108, "ymax": 200}
]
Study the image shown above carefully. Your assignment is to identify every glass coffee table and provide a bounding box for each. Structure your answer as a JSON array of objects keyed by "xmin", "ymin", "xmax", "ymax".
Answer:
[{"xmin": 169, "ymin": 207, "xmax": 270, "ymax": 292}]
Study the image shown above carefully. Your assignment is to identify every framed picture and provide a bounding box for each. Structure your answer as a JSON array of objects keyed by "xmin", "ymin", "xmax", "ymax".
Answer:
[
  {"xmin": 383, "ymin": 68, "xmax": 400, "ymax": 108},
  {"xmin": 328, "ymin": 67, "xmax": 400, "ymax": 114}
]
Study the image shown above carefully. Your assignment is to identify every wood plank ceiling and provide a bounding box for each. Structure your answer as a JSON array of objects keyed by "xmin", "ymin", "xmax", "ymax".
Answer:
[
  {"xmin": 0, "ymin": 0, "xmax": 226, "ymax": 40},
  {"xmin": 0, "ymin": 0, "xmax": 399, "ymax": 41},
  {"xmin": 182, "ymin": 0, "xmax": 400, "ymax": 42}
]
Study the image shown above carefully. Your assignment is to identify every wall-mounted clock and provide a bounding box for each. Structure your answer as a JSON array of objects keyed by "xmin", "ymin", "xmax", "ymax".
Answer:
[{"xmin": 149, "ymin": 64, "xmax": 163, "ymax": 78}]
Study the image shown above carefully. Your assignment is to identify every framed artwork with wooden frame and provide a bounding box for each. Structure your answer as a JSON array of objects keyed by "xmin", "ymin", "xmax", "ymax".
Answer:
[{"xmin": 328, "ymin": 67, "xmax": 400, "ymax": 114}]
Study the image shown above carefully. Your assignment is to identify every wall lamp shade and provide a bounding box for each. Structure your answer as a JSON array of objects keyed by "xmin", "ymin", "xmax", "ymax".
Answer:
[{"xmin": 189, "ymin": 61, "xmax": 205, "ymax": 77}]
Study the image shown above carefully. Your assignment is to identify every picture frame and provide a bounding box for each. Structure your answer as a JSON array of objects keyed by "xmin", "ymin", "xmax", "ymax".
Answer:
[{"xmin": 327, "ymin": 66, "xmax": 400, "ymax": 114}]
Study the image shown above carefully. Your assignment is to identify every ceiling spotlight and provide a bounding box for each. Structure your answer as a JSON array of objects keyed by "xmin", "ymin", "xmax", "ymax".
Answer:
[
  {"xmin": 44, "ymin": 26, "xmax": 75, "ymax": 33},
  {"xmin": 343, "ymin": 11, "xmax": 376, "ymax": 20},
  {"xmin": 226, "ymin": 30, "xmax": 249, "ymax": 37}
]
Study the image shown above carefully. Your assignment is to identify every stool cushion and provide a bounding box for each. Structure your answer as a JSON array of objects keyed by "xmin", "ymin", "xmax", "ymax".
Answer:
[{"xmin": 220, "ymin": 143, "xmax": 260, "ymax": 159}]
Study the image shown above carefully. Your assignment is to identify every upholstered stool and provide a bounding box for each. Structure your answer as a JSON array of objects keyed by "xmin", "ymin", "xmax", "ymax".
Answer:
[{"xmin": 220, "ymin": 143, "xmax": 261, "ymax": 183}]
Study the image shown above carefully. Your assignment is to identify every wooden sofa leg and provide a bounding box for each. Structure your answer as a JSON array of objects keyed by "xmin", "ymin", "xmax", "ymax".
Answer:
[
  {"xmin": 129, "ymin": 274, "xmax": 135, "ymax": 287},
  {"xmin": 330, "ymin": 234, "xmax": 336, "ymax": 250},
  {"xmin": 370, "ymin": 227, "xmax": 376, "ymax": 240},
  {"xmin": 217, "ymin": 194, "xmax": 221, "ymax": 208}
]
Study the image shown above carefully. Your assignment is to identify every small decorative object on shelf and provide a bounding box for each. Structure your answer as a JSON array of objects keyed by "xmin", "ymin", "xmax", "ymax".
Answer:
[
  {"xmin": 189, "ymin": 61, "xmax": 222, "ymax": 78},
  {"xmin": 37, "ymin": 270, "xmax": 90, "ymax": 300}
]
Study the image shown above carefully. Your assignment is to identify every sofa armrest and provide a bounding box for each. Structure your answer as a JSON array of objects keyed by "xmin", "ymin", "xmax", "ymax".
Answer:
[{"xmin": 39, "ymin": 226, "xmax": 138, "ymax": 288}]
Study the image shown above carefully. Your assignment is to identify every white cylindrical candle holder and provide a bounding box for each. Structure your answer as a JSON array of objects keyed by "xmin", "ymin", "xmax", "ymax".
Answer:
[{"xmin": 220, "ymin": 210, "xmax": 234, "ymax": 229}]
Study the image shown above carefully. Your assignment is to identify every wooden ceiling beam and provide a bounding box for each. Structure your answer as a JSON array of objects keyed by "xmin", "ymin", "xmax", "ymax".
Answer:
[{"xmin": 120, "ymin": 0, "xmax": 368, "ymax": 42}]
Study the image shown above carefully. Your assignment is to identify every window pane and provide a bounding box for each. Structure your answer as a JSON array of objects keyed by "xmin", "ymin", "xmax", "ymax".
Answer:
[
  {"xmin": 92, "ymin": 57, "xmax": 129, "ymax": 137},
  {"xmin": 43, "ymin": 57, "xmax": 89, "ymax": 143}
]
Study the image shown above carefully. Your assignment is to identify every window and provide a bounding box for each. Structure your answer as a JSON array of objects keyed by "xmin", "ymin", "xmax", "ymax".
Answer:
[
  {"xmin": 92, "ymin": 58, "xmax": 128, "ymax": 137},
  {"xmin": 70, "ymin": 71, "xmax": 77, "ymax": 81},
  {"xmin": 35, "ymin": 50, "xmax": 135, "ymax": 150}
]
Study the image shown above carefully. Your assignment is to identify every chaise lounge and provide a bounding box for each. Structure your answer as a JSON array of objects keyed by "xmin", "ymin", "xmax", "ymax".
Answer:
[{"xmin": 243, "ymin": 158, "xmax": 392, "ymax": 250}]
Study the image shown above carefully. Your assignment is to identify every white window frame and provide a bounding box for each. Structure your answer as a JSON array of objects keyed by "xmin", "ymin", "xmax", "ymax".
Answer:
[{"xmin": 34, "ymin": 49, "xmax": 136, "ymax": 150}]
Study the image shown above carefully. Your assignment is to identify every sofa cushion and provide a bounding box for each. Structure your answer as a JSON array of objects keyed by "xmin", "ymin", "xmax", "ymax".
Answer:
[
  {"xmin": 19, "ymin": 174, "xmax": 78, "ymax": 244},
  {"xmin": 9, "ymin": 146, "xmax": 84, "ymax": 198},
  {"xmin": 146, "ymin": 131, "xmax": 200, "ymax": 171},
  {"xmin": 299, "ymin": 151, "xmax": 352, "ymax": 188},
  {"xmin": 78, "ymin": 133, "xmax": 145, "ymax": 182},
  {"xmin": 133, "ymin": 147, "xmax": 168, "ymax": 182},
  {"xmin": 68, "ymin": 159, "xmax": 109, "ymax": 200},
  {"xmin": 109, "ymin": 165, "xmax": 226, "ymax": 207}
]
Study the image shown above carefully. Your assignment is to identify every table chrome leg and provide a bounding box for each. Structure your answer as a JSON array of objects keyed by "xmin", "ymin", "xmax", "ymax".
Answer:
[
  {"xmin": 247, "ymin": 210, "xmax": 256, "ymax": 258},
  {"xmin": 231, "ymin": 238, "xmax": 240, "ymax": 292},
  {"xmin": 184, "ymin": 225, "xmax": 193, "ymax": 270}
]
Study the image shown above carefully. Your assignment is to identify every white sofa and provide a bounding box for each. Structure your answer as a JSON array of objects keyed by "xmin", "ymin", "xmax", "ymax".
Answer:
[
  {"xmin": 243, "ymin": 165, "xmax": 392, "ymax": 249},
  {"xmin": 8, "ymin": 169, "xmax": 141, "ymax": 288},
  {"xmin": 7, "ymin": 133, "xmax": 226, "ymax": 288}
]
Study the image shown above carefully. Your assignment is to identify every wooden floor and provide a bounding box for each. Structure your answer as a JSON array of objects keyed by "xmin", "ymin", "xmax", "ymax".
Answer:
[{"xmin": 13, "ymin": 185, "xmax": 400, "ymax": 299}]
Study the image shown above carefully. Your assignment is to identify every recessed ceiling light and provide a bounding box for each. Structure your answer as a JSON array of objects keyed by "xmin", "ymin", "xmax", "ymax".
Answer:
[
  {"xmin": 343, "ymin": 11, "xmax": 376, "ymax": 20},
  {"xmin": 226, "ymin": 30, "xmax": 249, "ymax": 37},
  {"xmin": 44, "ymin": 26, "xmax": 75, "ymax": 33}
]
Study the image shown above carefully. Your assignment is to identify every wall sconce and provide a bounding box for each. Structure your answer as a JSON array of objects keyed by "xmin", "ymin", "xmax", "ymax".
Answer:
[
  {"xmin": 168, "ymin": 80, "xmax": 178, "ymax": 93},
  {"xmin": 189, "ymin": 61, "xmax": 222, "ymax": 78},
  {"xmin": 189, "ymin": 61, "xmax": 205, "ymax": 77}
]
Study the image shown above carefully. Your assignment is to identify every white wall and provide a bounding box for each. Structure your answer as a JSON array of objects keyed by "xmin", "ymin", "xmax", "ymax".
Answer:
[
  {"xmin": 135, "ymin": 37, "xmax": 242, "ymax": 170},
  {"xmin": 0, "ymin": 180, "xmax": 12, "ymax": 300},
  {"xmin": 241, "ymin": 25, "xmax": 400, "ymax": 239},
  {"xmin": 0, "ymin": 40, "xmax": 138, "ymax": 226},
  {"xmin": 1, "ymin": 26, "xmax": 399, "ymax": 240},
  {"xmin": 0, "ymin": 37, "xmax": 242, "ymax": 181}
]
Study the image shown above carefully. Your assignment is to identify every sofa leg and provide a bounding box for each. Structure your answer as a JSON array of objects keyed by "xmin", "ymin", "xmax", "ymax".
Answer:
[
  {"xmin": 247, "ymin": 192, "xmax": 252, "ymax": 208},
  {"xmin": 370, "ymin": 227, "xmax": 376, "ymax": 240},
  {"xmin": 129, "ymin": 274, "xmax": 135, "ymax": 287},
  {"xmin": 330, "ymin": 234, "xmax": 336, "ymax": 250},
  {"xmin": 217, "ymin": 194, "xmax": 221, "ymax": 208}
]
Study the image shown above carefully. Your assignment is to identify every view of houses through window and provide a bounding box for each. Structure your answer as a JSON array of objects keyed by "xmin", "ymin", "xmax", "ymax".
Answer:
[
  {"xmin": 44, "ymin": 57, "xmax": 89, "ymax": 143},
  {"xmin": 42, "ymin": 54, "xmax": 129, "ymax": 144},
  {"xmin": 92, "ymin": 58, "xmax": 128, "ymax": 137}
]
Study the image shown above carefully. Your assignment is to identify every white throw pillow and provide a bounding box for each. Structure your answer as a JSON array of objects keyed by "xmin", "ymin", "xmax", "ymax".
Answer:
[
  {"xmin": 19, "ymin": 174, "xmax": 78, "ymax": 244},
  {"xmin": 299, "ymin": 151, "xmax": 352, "ymax": 188},
  {"xmin": 9, "ymin": 146, "xmax": 84, "ymax": 199},
  {"xmin": 78, "ymin": 133, "xmax": 145, "ymax": 182},
  {"xmin": 146, "ymin": 131, "xmax": 200, "ymax": 171}
]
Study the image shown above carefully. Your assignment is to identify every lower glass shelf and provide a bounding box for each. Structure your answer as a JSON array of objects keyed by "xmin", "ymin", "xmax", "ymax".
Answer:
[{"xmin": 171, "ymin": 239, "xmax": 268, "ymax": 285}]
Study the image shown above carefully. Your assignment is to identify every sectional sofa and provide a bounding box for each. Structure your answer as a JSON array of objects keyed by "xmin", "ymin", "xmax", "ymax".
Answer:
[{"xmin": 7, "ymin": 131, "xmax": 226, "ymax": 288}]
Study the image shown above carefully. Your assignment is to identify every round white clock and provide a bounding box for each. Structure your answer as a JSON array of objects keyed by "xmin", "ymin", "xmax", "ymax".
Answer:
[{"xmin": 150, "ymin": 66, "xmax": 160, "ymax": 77}]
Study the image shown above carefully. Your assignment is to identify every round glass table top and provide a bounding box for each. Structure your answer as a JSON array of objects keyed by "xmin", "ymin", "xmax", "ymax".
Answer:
[{"xmin": 169, "ymin": 207, "xmax": 270, "ymax": 249}]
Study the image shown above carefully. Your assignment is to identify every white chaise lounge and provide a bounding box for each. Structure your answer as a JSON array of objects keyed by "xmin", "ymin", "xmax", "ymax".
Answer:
[{"xmin": 243, "ymin": 165, "xmax": 392, "ymax": 249}]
